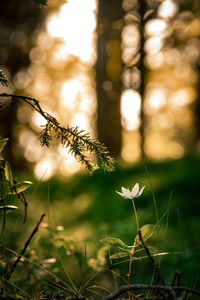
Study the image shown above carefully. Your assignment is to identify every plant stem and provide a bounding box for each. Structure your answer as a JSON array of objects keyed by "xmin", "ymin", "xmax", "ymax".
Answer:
[
  {"xmin": 127, "ymin": 199, "xmax": 139, "ymax": 300},
  {"xmin": 132, "ymin": 199, "xmax": 139, "ymax": 231},
  {"xmin": 128, "ymin": 250, "xmax": 134, "ymax": 284}
]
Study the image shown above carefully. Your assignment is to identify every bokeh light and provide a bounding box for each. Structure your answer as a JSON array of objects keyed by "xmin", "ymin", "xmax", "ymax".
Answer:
[
  {"xmin": 47, "ymin": 0, "xmax": 96, "ymax": 64},
  {"xmin": 12, "ymin": 0, "xmax": 200, "ymax": 176},
  {"xmin": 121, "ymin": 89, "xmax": 141, "ymax": 131}
]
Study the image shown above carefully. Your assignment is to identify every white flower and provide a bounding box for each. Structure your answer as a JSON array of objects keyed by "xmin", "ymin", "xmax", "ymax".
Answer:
[{"xmin": 116, "ymin": 183, "xmax": 145, "ymax": 199}]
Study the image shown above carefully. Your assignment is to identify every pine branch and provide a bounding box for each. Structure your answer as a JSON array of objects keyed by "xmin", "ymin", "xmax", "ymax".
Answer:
[{"xmin": 0, "ymin": 93, "xmax": 115, "ymax": 172}]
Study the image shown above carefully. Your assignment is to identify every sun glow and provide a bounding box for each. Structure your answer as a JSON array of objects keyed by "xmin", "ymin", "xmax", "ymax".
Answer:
[
  {"xmin": 23, "ymin": 0, "xmax": 193, "ymax": 178},
  {"xmin": 34, "ymin": 160, "xmax": 54, "ymax": 180},
  {"xmin": 121, "ymin": 89, "xmax": 141, "ymax": 131},
  {"xmin": 71, "ymin": 113, "xmax": 89, "ymax": 131},
  {"xmin": 158, "ymin": 0, "xmax": 177, "ymax": 19},
  {"xmin": 47, "ymin": 0, "xmax": 96, "ymax": 63},
  {"xmin": 58, "ymin": 147, "xmax": 81, "ymax": 175},
  {"xmin": 145, "ymin": 88, "xmax": 167, "ymax": 113},
  {"xmin": 27, "ymin": 0, "xmax": 98, "ymax": 178},
  {"xmin": 146, "ymin": 19, "xmax": 167, "ymax": 36},
  {"xmin": 61, "ymin": 79, "xmax": 82, "ymax": 107}
]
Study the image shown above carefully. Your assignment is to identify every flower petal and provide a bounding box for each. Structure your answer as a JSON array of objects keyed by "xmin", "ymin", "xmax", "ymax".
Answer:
[
  {"xmin": 136, "ymin": 185, "xmax": 145, "ymax": 197},
  {"xmin": 121, "ymin": 187, "xmax": 132, "ymax": 197},
  {"xmin": 116, "ymin": 191, "xmax": 130, "ymax": 199},
  {"xmin": 121, "ymin": 187, "xmax": 130, "ymax": 194},
  {"xmin": 131, "ymin": 183, "xmax": 139, "ymax": 197}
]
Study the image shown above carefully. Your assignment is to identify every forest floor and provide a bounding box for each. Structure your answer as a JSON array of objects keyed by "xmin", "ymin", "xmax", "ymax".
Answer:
[{"xmin": 1, "ymin": 155, "xmax": 200, "ymax": 299}]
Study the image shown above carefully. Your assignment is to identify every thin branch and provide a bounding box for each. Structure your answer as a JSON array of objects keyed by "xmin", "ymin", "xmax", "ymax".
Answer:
[
  {"xmin": 171, "ymin": 269, "xmax": 181, "ymax": 287},
  {"xmin": 100, "ymin": 284, "xmax": 200, "ymax": 300},
  {"xmin": 137, "ymin": 229, "xmax": 165, "ymax": 285},
  {"xmin": 171, "ymin": 287, "xmax": 200, "ymax": 297},
  {"xmin": 5, "ymin": 213, "xmax": 45, "ymax": 280},
  {"xmin": 100, "ymin": 284, "xmax": 176, "ymax": 300}
]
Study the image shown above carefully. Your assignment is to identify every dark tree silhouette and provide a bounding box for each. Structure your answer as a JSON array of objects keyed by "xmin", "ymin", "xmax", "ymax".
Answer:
[
  {"xmin": 138, "ymin": 0, "xmax": 147, "ymax": 158},
  {"xmin": 123, "ymin": 0, "xmax": 155, "ymax": 158},
  {"xmin": 96, "ymin": 0, "xmax": 123, "ymax": 157},
  {"xmin": 0, "ymin": 0, "xmax": 44, "ymax": 168}
]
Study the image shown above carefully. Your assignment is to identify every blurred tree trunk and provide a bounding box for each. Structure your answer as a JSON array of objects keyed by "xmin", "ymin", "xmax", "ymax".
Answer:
[
  {"xmin": 194, "ymin": 78, "xmax": 200, "ymax": 145},
  {"xmin": 96, "ymin": 0, "xmax": 123, "ymax": 157},
  {"xmin": 0, "ymin": 0, "xmax": 43, "ymax": 169},
  {"xmin": 138, "ymin": 0, "xmax": 147, "ymax": 158},
  {"xmin": 192, "ymin": 1, "xmax": 200, "ymax": 150},
  {"xmin": 123, "ymin": 0, "xmax": 149, "ymax": 159}
]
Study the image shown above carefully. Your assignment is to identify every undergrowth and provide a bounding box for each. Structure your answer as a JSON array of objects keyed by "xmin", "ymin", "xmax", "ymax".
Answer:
[{"xmin": 0, "ymin": 138, "xmax": 200, "ymax": 299}]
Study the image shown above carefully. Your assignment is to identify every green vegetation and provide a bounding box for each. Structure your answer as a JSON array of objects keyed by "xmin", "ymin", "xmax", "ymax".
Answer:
[{"xmin": 1, "ymin": 154, "xmax": 200, "ymax": 299}]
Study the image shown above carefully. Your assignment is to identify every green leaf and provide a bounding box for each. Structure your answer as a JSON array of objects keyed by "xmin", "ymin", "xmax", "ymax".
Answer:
[
  {"xmin": 0, "ymin": 138, "xmax": 8, "ymax": 152},
  {"xmin": 134, "ymin": 224, "xmax": 155, "ymax": 247},
  {"xmin": 100, "ymin": 238, "xmax": 128, "ymax": 249},
  {"xmin": 0, "ymin": 205, "xmax": 18, "ymax": 214},
  {"xmin": 5, "ymin": 161, "xmax": 13, "ymax": 185},
  {"xmin": 110, "ymin": 252, "xmax": 130, "ymax": 260},
  {"xmin": 11, "ymin": 181, "xmax": 33, "ymax": 194}
]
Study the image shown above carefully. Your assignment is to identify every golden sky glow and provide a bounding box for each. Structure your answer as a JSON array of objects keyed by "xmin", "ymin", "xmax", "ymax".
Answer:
[
  {"xmin": 158, "ymin": 0, "xmax": 177, "ymax": 19},
  {"xmin": 47, "ymin": 0, "xmax": 96, "ymax": 64},
  {"xmin": 15, "ymin": 0, "xmax": 197, "ymax": 178},
  {"xmin": 29, "ymin": 0, "xmax": 98, "ymax": 179},
  {"xmin": 121, "ymin": 89, "xmax": 141, "ymax": 131}
]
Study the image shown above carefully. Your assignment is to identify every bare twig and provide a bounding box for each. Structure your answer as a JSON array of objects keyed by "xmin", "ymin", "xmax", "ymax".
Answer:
[
  {"xmin": 174, "ymin": 287, "xmax": 200, "ymax": 297},
  {"xmin": 100, "ymin": 284, "xmax": 200, "ymax": 300},
  {"xmin": 100, "ymin": 284, "xmax": 176, "ymax": 300},
  {"xmin": 137, "ymin": 229, "xmax": 165, "ymax": 285},
  {"xmin": 179, "ymin": 290, "xmax": 187, "ymax": 300},
  {"xmin": 5, "ymin": 213, "xmax": 45, "ymax": 280},
  {"xmin": 171, "ymin": 269, "xmax": 181, "ymax": 287}
]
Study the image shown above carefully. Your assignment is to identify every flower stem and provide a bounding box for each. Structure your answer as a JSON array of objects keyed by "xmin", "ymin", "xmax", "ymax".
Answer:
[
  {"xmin": 127, "ymin": 199, "xmax": 139, "ymax": 300},
  {"xmin": 132, "ymin": 199, "xmax": 139, "ymax": 231}
]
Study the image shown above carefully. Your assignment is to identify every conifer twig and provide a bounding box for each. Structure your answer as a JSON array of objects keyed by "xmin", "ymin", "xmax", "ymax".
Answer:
[{"xmin": 0, "ymin": 93, "xmax": 115, "ymax": 172}]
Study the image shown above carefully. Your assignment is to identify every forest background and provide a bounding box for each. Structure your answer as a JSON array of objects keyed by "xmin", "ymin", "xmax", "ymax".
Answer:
[{"xmin": 0, "ymin": 0, "xmax": 200, "ymax": 298}]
